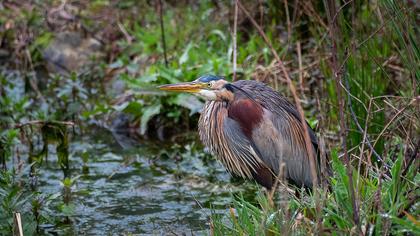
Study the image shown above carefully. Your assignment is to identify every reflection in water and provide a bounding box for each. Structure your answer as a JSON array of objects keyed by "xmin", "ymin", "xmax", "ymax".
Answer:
[{"xmin": 37, "ymin": 127, "xmax": 258, "ymax": 234}]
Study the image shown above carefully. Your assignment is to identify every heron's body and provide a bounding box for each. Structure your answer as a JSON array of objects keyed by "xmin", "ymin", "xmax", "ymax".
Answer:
[
  {"xmin": 159, "ymin": 76, "xmax": 324, "ymax": 190},
  {"xmin": 198, "ymin": 80, "xmax": 319, "ymax": 189}
]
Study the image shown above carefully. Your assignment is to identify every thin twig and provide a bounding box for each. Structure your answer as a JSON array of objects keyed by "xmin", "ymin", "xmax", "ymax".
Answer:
[
  {"xmin": 156, "ymin": 0, "xmax": 168, "ymax": 67},
  {"xmin": 232, "ymin": 0, "xmax": 238, "ymax": 81}
]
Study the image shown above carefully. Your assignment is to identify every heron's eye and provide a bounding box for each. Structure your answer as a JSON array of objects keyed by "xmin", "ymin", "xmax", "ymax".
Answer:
[{"xmin": 208, "ymin": 82, "xmax": 212, "ymax": 87}]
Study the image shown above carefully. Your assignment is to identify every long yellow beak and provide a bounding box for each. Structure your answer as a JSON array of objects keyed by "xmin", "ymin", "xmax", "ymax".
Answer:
[{"xmin": 158, "ymin": 82, "xmax": 207, "ymax": 93}]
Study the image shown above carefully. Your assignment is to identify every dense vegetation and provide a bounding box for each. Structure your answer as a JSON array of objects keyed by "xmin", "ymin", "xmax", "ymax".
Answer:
[{"xmin": 0, "ymin": 0, "xmax": 418, "ymax": 235}]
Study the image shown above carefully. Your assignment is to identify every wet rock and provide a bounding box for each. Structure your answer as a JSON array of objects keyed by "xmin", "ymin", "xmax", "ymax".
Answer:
[{"xmin": 43, "ymin": 31, "xmax": 102, "ymax": 75}]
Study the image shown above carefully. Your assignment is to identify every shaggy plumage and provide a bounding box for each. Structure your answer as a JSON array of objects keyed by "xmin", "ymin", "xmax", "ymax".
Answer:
[{"xmin": 198, "ymin": 80, "xmax": 320, "ymax": 189}]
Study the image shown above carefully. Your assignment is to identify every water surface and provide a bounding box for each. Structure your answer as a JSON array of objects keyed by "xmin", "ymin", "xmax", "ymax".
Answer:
[{"xmin": 37, "ymin": 127, "xmax": 257, "ymax": 235}]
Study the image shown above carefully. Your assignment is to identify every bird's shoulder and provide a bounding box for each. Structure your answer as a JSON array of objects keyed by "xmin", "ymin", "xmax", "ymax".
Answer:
[
  {"xmin": 231, "ymin": 80, "xmax": 294, "ymax": 110},
  {"xmin": 230, "ymin": 79, "xmax": 319, "ymax": 150}
]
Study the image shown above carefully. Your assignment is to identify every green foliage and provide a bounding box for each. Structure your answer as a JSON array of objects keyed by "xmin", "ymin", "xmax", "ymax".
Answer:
[
  {"xmin": 0, "ymin": 167, "xmax": 61, "ymax": 235},
  {"xmin": 0, "ymin": 169, "xmax": 36, "ymax": 235},
  {"xmin": 40, "ymin": 123, "xmax": 70, "ymax": 172},
  {"xmin": 0, "ymin": 129, "xmax": 19, "ymax": 166},
  {"xmin": 382, "ymin": 0, "xmax": 420, "ymax": 82},
  {"xmin": 211, "ymin": 149, "xmax": 419, "ymax": 235}
]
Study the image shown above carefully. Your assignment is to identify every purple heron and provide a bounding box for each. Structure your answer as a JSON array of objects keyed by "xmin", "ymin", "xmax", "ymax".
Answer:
[{"xmin": 159, "ymin": 75, "xmax": 325, "ymax": 190}]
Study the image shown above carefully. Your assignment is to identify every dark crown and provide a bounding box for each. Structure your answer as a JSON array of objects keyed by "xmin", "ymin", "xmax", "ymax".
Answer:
[{"xmin": 196, "ymin": 75, "xmax": 223, "ymax": 83}]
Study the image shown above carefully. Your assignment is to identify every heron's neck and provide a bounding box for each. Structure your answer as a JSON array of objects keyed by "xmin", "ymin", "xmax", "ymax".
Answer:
[{"xmin": 216, "ymin": 89, "xmax": 234, "ymax": 102}]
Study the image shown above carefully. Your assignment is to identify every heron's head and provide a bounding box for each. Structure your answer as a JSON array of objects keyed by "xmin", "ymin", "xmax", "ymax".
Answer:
[{"xmin": 158, "ymin": 75, "xmax": 233, "ymax": 101}]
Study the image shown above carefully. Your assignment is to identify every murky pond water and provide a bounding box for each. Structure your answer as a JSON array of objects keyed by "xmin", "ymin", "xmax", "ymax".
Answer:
[{"xmin": 35, "ymin": 127, "xmax": 257, "ymax": 235}]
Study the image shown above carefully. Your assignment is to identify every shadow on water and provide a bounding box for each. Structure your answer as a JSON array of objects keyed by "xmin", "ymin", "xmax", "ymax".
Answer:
[{"xmin": 37, "ymin": 124, "xmax": 258, "ymax": 235}]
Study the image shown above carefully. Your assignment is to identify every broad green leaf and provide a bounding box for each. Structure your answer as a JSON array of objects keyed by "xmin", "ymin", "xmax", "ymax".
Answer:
[
  {"xmin": 171, "ymin": 94, "xmax": 203, "ymax": 115},
  {"xmin": 179, "ymin": 43, "xmax": 193, "ymax": 65},
  {"xmin": 210, "ymin": 29, "xmax": 226, "ymax": 42}
]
